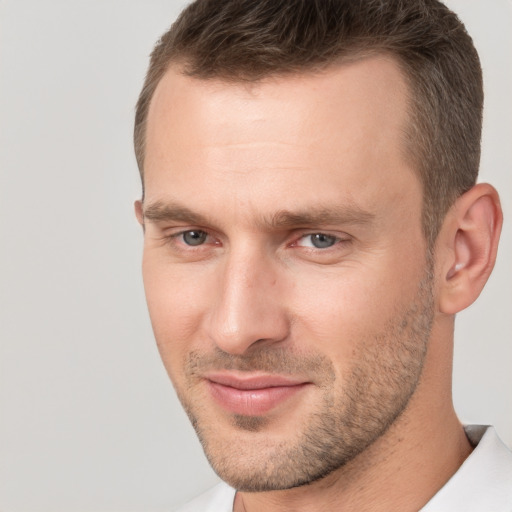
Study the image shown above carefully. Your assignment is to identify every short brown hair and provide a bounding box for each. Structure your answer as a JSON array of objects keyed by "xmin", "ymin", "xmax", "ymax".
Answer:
[{"xmin": 134, "ymin": 0, "xmax": 483, "ymax": 245}]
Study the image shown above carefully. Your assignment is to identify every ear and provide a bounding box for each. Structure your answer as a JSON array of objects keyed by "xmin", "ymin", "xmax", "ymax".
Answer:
[
  {"xmin": 437, "ymin": 183, "xmax": 502, "ymax": 314},
  {"xmin": 134, "ymin": 200, "xmax": 144, "ymax": 227}
]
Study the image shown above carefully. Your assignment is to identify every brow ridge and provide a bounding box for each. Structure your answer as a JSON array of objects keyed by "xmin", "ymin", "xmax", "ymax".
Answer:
[{"xmin": 142, "ymin": 200, "xmax": 375, "ymax": 230}]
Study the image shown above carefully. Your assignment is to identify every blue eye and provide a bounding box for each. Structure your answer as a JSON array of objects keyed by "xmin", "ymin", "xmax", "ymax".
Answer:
[
  {"xmin": 182, "ymin": 230, "xmax": 208, "ymax": 246},
  {"xmin": 309, "ymin": 233, "xmax": 337, "ymax": 248},
  {"xmin": 296, "ymin": 233, "xmax": 338, "ymax": 249}
]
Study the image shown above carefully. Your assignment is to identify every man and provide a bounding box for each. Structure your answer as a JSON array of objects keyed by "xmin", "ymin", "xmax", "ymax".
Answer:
[{"xmin": 133, "ymin": 0, "xmax": 512, "ymax": 510}]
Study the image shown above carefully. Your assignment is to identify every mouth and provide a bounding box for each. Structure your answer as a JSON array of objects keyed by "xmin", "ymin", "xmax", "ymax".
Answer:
[{"xmin": 204, "ymin": 372, "xmax": 311, "ymax": 416}]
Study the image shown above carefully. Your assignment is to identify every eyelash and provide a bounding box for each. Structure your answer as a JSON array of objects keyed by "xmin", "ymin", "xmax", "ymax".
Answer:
[
  {"xmin": 292, "ymin": 233, "xmax": 344, "ymax": 250},
  {"xmin": 168, "ymin": 230, "xmax": 218, "ymax": 248}
]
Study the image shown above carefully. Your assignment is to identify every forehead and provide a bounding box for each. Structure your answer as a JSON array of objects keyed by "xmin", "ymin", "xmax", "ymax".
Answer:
[
  {"xmin": 146, "ymin": 55, "xmax": 410, "ymax": 152},
  {"xmin": 143, "ymin": 56, "xmax": 420, "ymax": 227}
]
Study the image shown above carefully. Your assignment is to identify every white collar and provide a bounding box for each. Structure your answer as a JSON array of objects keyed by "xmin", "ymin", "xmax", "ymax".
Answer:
[{"xmin": 420, "ymin": 425, "xmax": 512, "ymax": 511}]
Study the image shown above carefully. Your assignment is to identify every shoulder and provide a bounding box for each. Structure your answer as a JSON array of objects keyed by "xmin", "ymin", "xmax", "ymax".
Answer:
[{"xmin": 173, "ymin": 482, "xmax": 236, "ymax": 512}]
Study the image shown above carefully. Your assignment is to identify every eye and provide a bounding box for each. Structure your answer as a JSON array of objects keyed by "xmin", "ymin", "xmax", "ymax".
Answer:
[
  {"xmin": 180, "ymin": 230, "xmax": 208, "ymax": 246},
  {"xmin": 297, "ymin": 233, "xmax": 339, "ymax": 249}
]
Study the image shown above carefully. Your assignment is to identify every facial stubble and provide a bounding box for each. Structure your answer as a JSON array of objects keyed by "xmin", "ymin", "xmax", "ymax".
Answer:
[{"xmin": 174, "ymin": 265, "xmax": 434, "ymax": 492}]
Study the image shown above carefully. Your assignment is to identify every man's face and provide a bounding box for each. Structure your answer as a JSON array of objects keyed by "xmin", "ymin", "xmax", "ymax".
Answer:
[{"xmin": 140, "ymin": 57, "xmax": 434, "ymax": 491}]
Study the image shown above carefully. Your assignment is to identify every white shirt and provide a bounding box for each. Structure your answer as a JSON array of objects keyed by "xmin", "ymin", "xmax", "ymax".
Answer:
[{"xmin": 174, "ymin": 426, "xmax": 512, "ymax": 512}]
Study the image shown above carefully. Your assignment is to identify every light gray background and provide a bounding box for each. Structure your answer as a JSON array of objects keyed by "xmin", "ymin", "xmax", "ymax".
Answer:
[{"xmin": 0, "ymin": 1, "xmax": 510, "ymax": 510}]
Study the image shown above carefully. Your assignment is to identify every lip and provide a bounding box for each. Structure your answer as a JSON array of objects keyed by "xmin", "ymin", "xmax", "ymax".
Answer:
[{"xmin": 204, "ymin": 372, "xmax": 310, "ymax": 416}]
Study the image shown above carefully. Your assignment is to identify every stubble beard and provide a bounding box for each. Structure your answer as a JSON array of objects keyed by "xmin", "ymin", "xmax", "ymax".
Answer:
[{"xmin": 174, "ymin": 264, "xmax": 435, "ymax": 492}]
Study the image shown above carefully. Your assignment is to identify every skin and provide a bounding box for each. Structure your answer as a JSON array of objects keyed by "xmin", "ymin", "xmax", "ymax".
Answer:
[{"xmin": 136, "ymin": 56, "xmax": 502, "ymax": 511}]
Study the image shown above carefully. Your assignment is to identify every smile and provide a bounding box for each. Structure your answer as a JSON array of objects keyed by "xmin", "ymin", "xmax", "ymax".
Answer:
[{"xmin": 204, "ymin": 372, "xmax": 311, "ymax": 416}]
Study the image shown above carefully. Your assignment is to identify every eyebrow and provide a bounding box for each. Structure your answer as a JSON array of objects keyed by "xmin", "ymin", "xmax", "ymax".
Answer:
[
  {"xmin": 143, "ymin": 202, "xmax": 212, "ymax": 225},
  {"xmin": 267, "ymin": 207, "xmax": 375, "ymax": 229},
  {"xmin": 142, "ymin": 200, "xmax": 375, "ymax": 229}
]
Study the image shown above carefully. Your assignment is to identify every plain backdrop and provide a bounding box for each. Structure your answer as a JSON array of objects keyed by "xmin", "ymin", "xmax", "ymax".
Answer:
[{"xmin": 0, "ymin": 1, "xmax": 510, "ymax": 510}]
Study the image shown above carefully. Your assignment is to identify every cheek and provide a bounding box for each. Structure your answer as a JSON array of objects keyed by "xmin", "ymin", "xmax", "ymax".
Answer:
[
  {"xmin": 288, "ymin": 255, "xmax": 423, "ymax": 362},
  {"xmin": 142, "ymin": 256, "xmax": 213, "ymax": 376}
]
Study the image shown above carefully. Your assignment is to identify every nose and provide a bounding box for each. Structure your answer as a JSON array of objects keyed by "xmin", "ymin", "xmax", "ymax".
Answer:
[{"xmin": 206, "ymin": 249, "xmax": 290, "ymax": 355}]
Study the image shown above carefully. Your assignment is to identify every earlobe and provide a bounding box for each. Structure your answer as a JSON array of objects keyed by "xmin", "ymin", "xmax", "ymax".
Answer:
[
  {"xmin": 134, "ymin": 200, "xmax": 144, "ymax": 227},
  {"xmin": 438, "ymin": 183, "xmax": 502, "ymax": 315}
]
